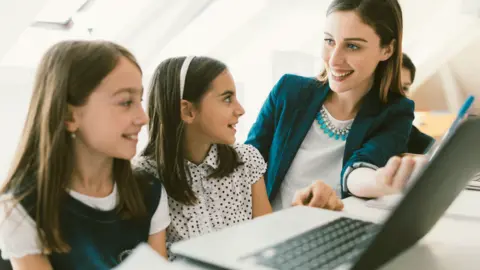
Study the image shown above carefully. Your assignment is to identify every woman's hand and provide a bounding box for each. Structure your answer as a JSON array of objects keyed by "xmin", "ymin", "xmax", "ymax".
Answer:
[
  {"xmin": 292, "ymin": 180, "xmax": 344, "ymax": 211},
  {"xmin": 375, "ymin": 155, "xmax": 428, "ymax": 195}
]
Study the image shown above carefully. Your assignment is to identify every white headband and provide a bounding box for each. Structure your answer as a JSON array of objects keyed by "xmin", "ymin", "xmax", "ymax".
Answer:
[{"xmin": 179, "ymin": 56, "xmax": 195, "ymax": 99}]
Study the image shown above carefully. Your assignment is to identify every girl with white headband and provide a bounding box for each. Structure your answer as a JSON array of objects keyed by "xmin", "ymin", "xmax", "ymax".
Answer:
[{"xmin": 135, "ymin": 56, "xmax": 272, "ymax": 260}]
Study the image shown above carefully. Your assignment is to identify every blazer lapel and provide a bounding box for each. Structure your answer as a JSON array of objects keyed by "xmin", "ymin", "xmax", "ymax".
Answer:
[
  {"xmin": 343, "ymin": 115, "xmax": 375, "ymax": 165},
  {"xmin": 343, "ymin": 87, "xmax": 382, "ymax": 165}
]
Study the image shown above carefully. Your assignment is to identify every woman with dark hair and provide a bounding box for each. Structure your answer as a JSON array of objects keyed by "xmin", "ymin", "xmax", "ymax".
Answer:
[{"xmin": 246, "ymin": 0, "xmax": 422, "ymax": 210}]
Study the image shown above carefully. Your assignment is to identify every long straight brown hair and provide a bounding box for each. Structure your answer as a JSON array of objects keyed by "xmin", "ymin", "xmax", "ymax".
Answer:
[
  {"xmin": 0, "ymin": 40, "xmax": 148, "ymax": 253},
  {"xmin": 142, "ymin": 56, "xmax": 242, "ymax": 205},
  {"xmin": 318, "ymin": 0, "xmax": 405, "ymax": 102}
]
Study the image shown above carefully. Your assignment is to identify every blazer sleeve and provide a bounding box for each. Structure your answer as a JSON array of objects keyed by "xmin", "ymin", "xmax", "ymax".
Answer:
[
  {"xmin": 341, "ymin": 98, "xmax": 415, "ymax": 190},
  {"xmin": 245, "ymin": 75, "xmax": 287, "ymax": 161}
]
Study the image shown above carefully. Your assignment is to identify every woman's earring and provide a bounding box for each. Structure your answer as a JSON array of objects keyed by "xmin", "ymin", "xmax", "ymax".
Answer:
[{"xmin": 71, "ymin": 132, "xmax": 76, "ymax": 139}]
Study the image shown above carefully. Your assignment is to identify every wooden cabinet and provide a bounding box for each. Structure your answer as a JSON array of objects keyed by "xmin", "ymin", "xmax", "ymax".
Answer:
[{"xmin": 413, "ymin": 112, "xmax": 456, "ymax": 140}]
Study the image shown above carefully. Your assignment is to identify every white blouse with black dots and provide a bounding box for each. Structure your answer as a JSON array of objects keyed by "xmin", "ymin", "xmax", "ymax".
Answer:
[{"xmin": 135, "ymin": 143, "xmax": 267, "ymax": 260}]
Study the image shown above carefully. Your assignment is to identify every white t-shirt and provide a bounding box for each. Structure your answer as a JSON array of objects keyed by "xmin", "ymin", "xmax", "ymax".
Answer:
[
  {"xmin": 272, "ymin": 106, "xmax": 353, "ymax": 211},
  {"xmin": 0, "ymin": 183, "xmax": 170, "ymax": 260}
]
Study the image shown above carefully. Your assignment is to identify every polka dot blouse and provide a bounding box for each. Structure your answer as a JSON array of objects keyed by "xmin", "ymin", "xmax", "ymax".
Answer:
[{"xmin": 135, "ymin": 144, "xmax": 267, "ymax": 260}]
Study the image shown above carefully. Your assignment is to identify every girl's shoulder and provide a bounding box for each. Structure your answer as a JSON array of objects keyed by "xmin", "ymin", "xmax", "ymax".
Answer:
[
  {"xmin": 0, "ymin": 194, "xmax": 41, "ymax": 260},
  {"xmin": 133, "ymin": 156, "xmax": 159, "ymax": 178},
  {"xmin": 131, "ymin": 158, "xmax": 165, "ymax": 217},
  {"xmin": 232, "ymin": 144, "xmax": 265, "ymax": 165},
  {"xmin": 2, "ymin": 174, "xmax": 38, "ymax": 219},
  {"xmin": 229, "ymin": 144, "xmax": 267, "ymax": 185}
]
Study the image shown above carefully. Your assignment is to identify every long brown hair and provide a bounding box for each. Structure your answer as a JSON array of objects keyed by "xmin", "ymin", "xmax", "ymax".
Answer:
[
  {"xmin": 0, "ymin": 40, "xmax": 148, "ymax": 253},
  {"xmin": 142, "ymin": 56, "xmax": 242, "ymax": 205},
  {"xmin": 318, "ymin": 0, "xmax": 405, "ymax": 102}
]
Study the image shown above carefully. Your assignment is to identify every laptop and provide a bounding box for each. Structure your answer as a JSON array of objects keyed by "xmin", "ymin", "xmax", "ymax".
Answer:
[
  {"xmin": 171, "ymin": 117, "xmax": 480, "ymax": 270},
  {"xmin": 466, "ymin": 172, "xmax": 480, "ymax": 191}
]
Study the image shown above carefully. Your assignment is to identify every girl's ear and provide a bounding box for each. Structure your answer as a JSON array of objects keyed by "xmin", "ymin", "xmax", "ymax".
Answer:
[
  {"xmin": 180, "ymin": 100, "xmax": 197, "ymax": 124},
  {"xmin": 64, "ymin": 104, "xmax": 80, "ymax": 133}
]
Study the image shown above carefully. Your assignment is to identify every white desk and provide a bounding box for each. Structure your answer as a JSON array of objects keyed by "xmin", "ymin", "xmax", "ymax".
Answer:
[
  {"xmin": 342, "ymin": 190, "xmax": 480, "ymax": 270},
  {"xmin": 129, "ymin": 190, "xmax": 480, "ymax": 270}
]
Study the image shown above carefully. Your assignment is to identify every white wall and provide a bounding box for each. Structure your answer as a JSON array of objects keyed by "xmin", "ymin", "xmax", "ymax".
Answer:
[
  {"xmin": 0, "ymin": 0, "xmax": 49, "ymax": 60},
  {"xmin": 230, "ymin": 50, "xmax": 320, "ymax": 144},
  {"xmin": 0, "ymin": 0, "xmax": 50, "ymax": 182}
]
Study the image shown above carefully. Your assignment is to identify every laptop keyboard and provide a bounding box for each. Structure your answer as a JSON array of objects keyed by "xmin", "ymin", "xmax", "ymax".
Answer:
[{"xmin": 240, "ymin": 217, "xmax": 378, "ymax": 270}]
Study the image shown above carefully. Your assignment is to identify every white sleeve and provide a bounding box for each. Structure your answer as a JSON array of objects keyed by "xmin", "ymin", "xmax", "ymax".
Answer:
[
  {"xmin": 0, "ymin": 196, "xmax": 43, "ymax": 259},
  {"xmin": 236, "ymin": 144, "xmax": 267, "ymax": 186},
  {"xmin": 347, "ymin": 167, "xmax": 377, "ymax": 182},
  {"xmin": 342, "ymin": 162, "xmax": 379, "ymax": 194},
  {"xmin": 149, "ymin": 187, "xmax": 170, "ymax": 235}
]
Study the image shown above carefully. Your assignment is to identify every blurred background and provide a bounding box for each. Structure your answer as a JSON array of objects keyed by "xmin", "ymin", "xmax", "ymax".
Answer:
[{"xmin": 1, "ymin": 0, "xmax": 479, "ymax": 181}]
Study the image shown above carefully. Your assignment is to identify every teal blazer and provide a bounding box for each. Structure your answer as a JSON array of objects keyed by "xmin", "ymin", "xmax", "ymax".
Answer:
[{"xmin": 245, "ymin": 74, "xmax": 415, "ymax": 199}]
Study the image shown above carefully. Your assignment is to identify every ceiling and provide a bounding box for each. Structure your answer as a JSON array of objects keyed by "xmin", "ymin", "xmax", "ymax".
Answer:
[
  {"xmin": 0, "ymin": 0, "xmax": 479, "ymax": 179},
  {"xmin": 0, "ymin": 0, "xmax": 479, "ymax": 115}
]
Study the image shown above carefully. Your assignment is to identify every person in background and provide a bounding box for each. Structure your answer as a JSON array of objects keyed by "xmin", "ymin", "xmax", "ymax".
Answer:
[
  {"xmin": 135, "ymin": 56, "xmax": 272, "ymax": 260},
  {"xmin": 401, "ymin": 53, "xmax": 435, "ymax": 154},
  {"xmin": 246, "ymin": 0, "xmax": 423, "ymax": 209},
  {"xmin": 0, "ymin": 40, "xmax": 170, "ymax": 270}
]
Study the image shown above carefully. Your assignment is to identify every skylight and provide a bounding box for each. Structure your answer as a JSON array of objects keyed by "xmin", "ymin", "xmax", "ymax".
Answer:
[{"xmin": 34, "ymin": 0, "xmax": 89, "ymax": 25}]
